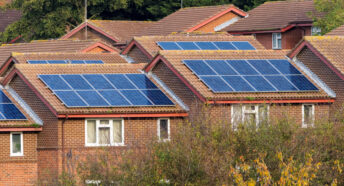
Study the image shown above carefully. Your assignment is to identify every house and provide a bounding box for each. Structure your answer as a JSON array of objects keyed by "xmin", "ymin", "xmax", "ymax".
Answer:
[
  {"xmin": 288, "ymin": 36, "xmax": 344, "ymax": 117},
  {"xmin": 0, "ymin": 9, "xmax": 22, "ymax": 43},
  {"xmin": 121, "ymin": 33, "xmax": 266, "ymax": 63},
  {"xmin": 144, "ymin": 50, "xmax": 333, "ymax": 127},
  {"xmin": 326, "ymin": 25, "xmax": 344, "ymax": 36},
  {"xmin": 223, "ymin": 0, "xmax": 322, "ymax": 50},
  {"xmin": 61, "ymin": 20, "xmax": 154, "ymax": 47},
  {"xmin": 1, "ymin": 61, "xmax": 187, "ymax": 183}
]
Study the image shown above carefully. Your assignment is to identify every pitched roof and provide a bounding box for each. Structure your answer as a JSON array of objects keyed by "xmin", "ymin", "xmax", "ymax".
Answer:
[
  {"xmin": 141, "ymin": 4, "xmax": 246, "ymax": 36},
  {"xmin": 147, "ymin": 50, "xmax": 330, "ymax": 101},
  {"xmin": 326, "ymin": 25, "xmax": 344, "ymax": 36},
  {"xmin": 12, "ymin": 52, "xmax": 128, "ymax": 64},
  {"xmin": 10, "ymin": 64, "xmax": 186, "ymax": 115},
  {"xmin": 0, "ymin": 40, "xmax": 115, "ymax": 67},
  {"xmin": 87, "ymin": 20, "xmax": 154, "ymax": 43},
  {"xmin": 122, "ymin": 34, "xmax": 265, "ymax": 58},
  {"xmin": 0, "ymin": 9, "xmax": 21, "ymax": 32},
  {"xmin": 224, "ymin": 0, "xmax": 317, "ymax": 32}
]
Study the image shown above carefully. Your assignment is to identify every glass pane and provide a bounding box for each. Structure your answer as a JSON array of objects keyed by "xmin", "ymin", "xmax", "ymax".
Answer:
[
  {"xmin": 304, "ymin": 105, "xmax": 313, "ymax": 125},
  {"xmin": 87, "ymin": 120, "xmax": 96, "ymax": 143},
  {"xmin": 278, "ymin": 38, "xmax": 282, "ymax": 49},
  {"xmin": 258, "ymin": 105, "xmax": 268, "ymax": 124},
  {"xmin": 159, "ymin": 119, "xmax": 169, "ymax": 140},
  {"xmin": 12, "ymin": 134, "xmax": 21, "ymax": 154},
  {"xmin": 113, "ymin": 120, "xmax": 122, "ymax": 144},
  {"xmin": 99, "ymin": 128, "xmax": 110, "ymax": 145},
  {"xmin": 232, "ymin": 105, "xmax": 242, "ymax": 127},
  {"xmin": 244, "ymin": 113, "xmax": 256, "ymax": 125},
  {"xmin": 100, "ymin": 120, "xmax": 109, "ymax": 125}
]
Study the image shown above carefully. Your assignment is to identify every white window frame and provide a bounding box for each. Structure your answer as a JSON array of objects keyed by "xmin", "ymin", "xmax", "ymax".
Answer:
[
  {"xmin": 231, "ymin": 104, "xmax": 269, "ymax": 129},
  {"xmin": 85, "ymin": 119, "xmax": 125, "ymax": 147},
  {"xmin": 311, "ymin": 26, "xmax": 321, "ymax": 36},
  {"xmin": 157, "ymin": 118, "xmax": 170, "ymax": 142},
  {"xmin": 10, "ymin": 132, "xmax": 23, "ymax": 156},
  {"xmin": 272, "ymin": 33, "xmax": 282, "ymax": 49},
  {"xmin": 302, "ymin": 104, "xmax": 315, "ymax": 128}
]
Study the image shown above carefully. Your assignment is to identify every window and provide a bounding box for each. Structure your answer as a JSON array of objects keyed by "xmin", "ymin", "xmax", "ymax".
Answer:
[
  {"xmin": 85, "ymin": 119, "xmax": 124, "ymax": 146},
  {"xmin": 158, "ymin": 118, "xmax": 170, "ymax": 141},
  {"xmin": 272, "ymin": 33, "xmax": 282, "ymax": 49},
  {"xmin": 231, "ymin": 105, "xmax": 269, "ymax": 129},
  {"xmin": 311, "ymin": 26, "xmax": 321, "ymax": 36},
  {"xmin": 302, "ymin": 104, "xmax": 314, "ymax": 128},
  {"xmin": 10, "ymin": 132, "xmax": 23, "ymax": 156}
]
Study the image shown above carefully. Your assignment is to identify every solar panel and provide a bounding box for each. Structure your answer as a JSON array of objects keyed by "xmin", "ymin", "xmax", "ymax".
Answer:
[
  {"xmin": 27, "ymin": 60, "xmax": 104, "ymax": 64},
  {"xmin": 183, "ymin": 59, "xmax": 319, "ymax": 93},
  {"xmin": 84, "ymin": 60, "xmax": 104, "ymax": 64},
  {"xmin": 38, "ymin": 74, "xmax": 175, "ymax": 107},
  {"xmin": 156, "ymin": 41, "xmax": 256, "ymax": 50},
  {"xmin": 47, "ymin": 60, "xmax": 67, "ymax": 64},
  {"xmin": 27, "ymin": 60, "xmax": 48, "ymax": 64},
  {"xmin": 70, "ymin": 60, "xmax": 85, "ymax": 64},
  {"xmin": 0, "ymin": 90, "xmax": 26, "ymax": 120}
]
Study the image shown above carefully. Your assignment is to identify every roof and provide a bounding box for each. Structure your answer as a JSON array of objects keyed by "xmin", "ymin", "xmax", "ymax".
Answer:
[
  {"xmin": 122, "ymin": 34, "xmax": 265, "ymax": 58},
  {"xmin": 0, "ymin": 9, "xmax": 21, "ymax": 32},
  {"xmin": 88, "ymin": 20, "xmax": 154, "ymax": 43},
  {"xmin": 141, "ymin": 4, "xmax": 246, "ymax": 36},
  {"xmin": 9, "ymin": 64, "xmax": 186, "ymax": 116},
  {"xmin": 147, "ymin": 50, "xmax": 331, "ymax": 102},
  {"xmin": 224, "ymin": 0, "xmax": 317, "ymax": 32},
  {"xmin": 326, "ymin": 25, "xmax": 344, "ymax": 36},
  {"xmin": 12, "ymin": 52, "xmax": 128, "ymax": 64},
  {"xmin": 0, "ymin": 40, "xmax": 116, "ymax": 67}
]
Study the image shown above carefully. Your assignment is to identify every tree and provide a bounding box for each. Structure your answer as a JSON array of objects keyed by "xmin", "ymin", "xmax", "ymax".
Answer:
[{"xmin": 312, "ymin": 0, "xmax": 344, "ymax": 35}]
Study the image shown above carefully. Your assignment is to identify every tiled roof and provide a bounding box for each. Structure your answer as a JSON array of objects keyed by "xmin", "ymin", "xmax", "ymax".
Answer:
[
  {"xmin": 124, "ymin": 34, "xmax": 265, "ymax": 58},
  {"xmin": 0, "ymin": 40, "xmax": 112, "ymax": 67},
  {"xmin": 326, "ymin": 25, "xmax": 344, "ymax": 36},
  {"xmin": 224, "ymin": 0, "xmax": 317, "ymax": 32},
  {"xmin": 13, "ymin": 64, "xmax": 186, "ymax": 114},
  {"xmin": 141, "ymin": 4, "xmax": 243, "ymax": 35},
  {"xmin": 12, "ymin": 52, "xmax": 128, "ymax": 64},
  {"xmin": 0, "ymin": 9, "xmax": 21, "ymax": 32},
  {"xmin": 88, "ymin": 20, "xmax": 154, "ymax": 43},
  {"xmin": 304, "ymin": 36, "xmax": 344, "ymax": 74},
  {"xmin": 153, "ymin": 50, "xmax": 330, "ymax": 101}
]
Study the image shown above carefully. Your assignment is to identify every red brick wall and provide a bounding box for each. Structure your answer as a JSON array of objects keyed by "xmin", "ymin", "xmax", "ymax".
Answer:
[{"xmin": 127, "ymin": 45, "xmax": 151, "ymax": 63}]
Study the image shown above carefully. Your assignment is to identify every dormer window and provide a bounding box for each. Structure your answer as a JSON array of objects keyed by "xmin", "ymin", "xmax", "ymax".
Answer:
[{"xmin": 272, "ymin": 33, "xmax": 282, "ymax": 49}]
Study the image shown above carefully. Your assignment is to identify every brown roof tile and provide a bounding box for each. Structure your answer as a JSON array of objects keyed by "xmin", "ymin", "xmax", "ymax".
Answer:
[
  {"xmin": 125, "ymin": 34, "xmax": 265, "ymax": 58},
  {"xmin": 224, "ymin": 0, "xmax": 317, "ymax": 32},
  {"xmin": 12, "ymin": 52, "xmax": 128, "ymax": 64},
  {"xmin": 304, "ymin": 36, "xmax": 344, "ymax": 74},
  {"xmin": 326, "ymin": 25, "xmax": 344, "ymax": 36},
  {"xmin": 154, "ymin": 50, "xmax": 330, "ymax": 101},
  {"xmin": 0, "ymin": 9, "xmax": 21, "ymax": 32},
  {"xmin": 13, "ymin": 64, "xmax": 185, "ymax": 114},
  {"xmin": 88, "ymin": 20, "xmax": 154, "ymax": 43},
  {"xmin": 142, "ymin": 4, "xmax": 242, "ymax": 35}
]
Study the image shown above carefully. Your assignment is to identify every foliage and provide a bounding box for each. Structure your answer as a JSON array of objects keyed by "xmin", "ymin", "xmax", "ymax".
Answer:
[{"xmin": 312, "ymin": 0, "xmax": 344, "ymax": 35}]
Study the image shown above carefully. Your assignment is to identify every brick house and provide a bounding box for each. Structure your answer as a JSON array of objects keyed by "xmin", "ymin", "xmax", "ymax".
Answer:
[
  {"xmin": 288, "ymin": 36, "xmax": 344, "ymax": 118},
  {"xmin": 144, "ymin": 50, "xmax": 333, "ymax": 127},
  {"xmin": 326, "ymin": 25, "xmax": 344, "ymax": 36},
  {"xmin": 223, "ymin": 0, "xmax": 322, "ymax": 50},
  {"xmin": 1, "ymin": 62, "xmax": 187, "ymax": 184},
  {"xmin": 121, "ymin": 34, "xmax": 265, "ymax": 63}
]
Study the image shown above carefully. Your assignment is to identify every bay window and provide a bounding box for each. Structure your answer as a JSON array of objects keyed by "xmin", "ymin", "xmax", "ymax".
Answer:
[{"xmin": 86, "ymin": 119, "xmax": 124, "ymax": 146}]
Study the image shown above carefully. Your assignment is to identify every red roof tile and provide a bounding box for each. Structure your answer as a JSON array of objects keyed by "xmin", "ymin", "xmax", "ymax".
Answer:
[
  {"xmin": 0, "ymin": 9, "xmax": 21, "ymax": 32},
  {"xmin": 326, "ymin": 25, "xmax": 344, "ymax": 36}
]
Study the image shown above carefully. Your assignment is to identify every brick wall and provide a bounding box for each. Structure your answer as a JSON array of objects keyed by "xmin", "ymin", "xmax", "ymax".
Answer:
[
  {"xmin": 68, "ymin": 27, "xmax": 116, "ymax": 46},
  {"xmin": 195, "ymin": 12, "xmax": 238, "ymax": 32},
  {"xmin": 127, "ymin": 45, "xmax": 151, "ymax": 63}
]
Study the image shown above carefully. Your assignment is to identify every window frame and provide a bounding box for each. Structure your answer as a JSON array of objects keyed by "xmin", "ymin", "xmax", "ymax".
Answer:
[
  {"xmin": 85, "ymin": 119, "xmax": 125, "ymax": 147},
  {"xmin": 272, "ymin": 32, "xmax": 282, "ymax": 49},
  {"xmin": 10, "ymin": 132, "xmax": 23, "ymax": 157},
  {"xmin": 157, "ymin": 118, "xmax": 170, "ymax": 142},
  {"xmin": 231, "ymin": 104, "xmax": 269, "ymax": 128},
  {"xmin": 311, "ymin": 26, "xmax": 321, "ymax": 36},
  {"xmin": 302, "ymin": 104, "xmax": 315, "ymax": 128}
]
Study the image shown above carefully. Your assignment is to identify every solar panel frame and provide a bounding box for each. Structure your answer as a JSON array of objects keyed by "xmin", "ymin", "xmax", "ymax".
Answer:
[
  {"xmin": 231, "ymin": 41, "xmax": 256, "ymax": 50},
  {"xmin": 157, "ymin": 41, "xmax": 182, "ymax": 50}
]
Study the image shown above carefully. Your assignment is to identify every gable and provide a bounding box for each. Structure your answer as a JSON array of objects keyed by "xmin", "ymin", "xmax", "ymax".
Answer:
[{"xmin": 194, "ymin": 11, "xmax": 240, "ymax": 32}]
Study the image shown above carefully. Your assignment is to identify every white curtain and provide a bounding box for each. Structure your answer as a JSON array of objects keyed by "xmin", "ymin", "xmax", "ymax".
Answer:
[
  {"xmin": 87, "ymin": 120, "xmax": 96, "ymax": 143},
  {"xmin": 113, "ymin": 120, "xmax": 122, "ymax": 143}
]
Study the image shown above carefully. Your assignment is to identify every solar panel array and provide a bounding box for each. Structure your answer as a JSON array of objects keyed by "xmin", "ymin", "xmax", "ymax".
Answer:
[
  {"xmin": 38, "ymin": 74, "xmax": 175, "ymax": 107},
  {"xmin": 157, "ymin": 41, "xmax": 256, "ymax": 50},
  {"xmin": 183, "ymin": 59, "xmax": 319, "ymax": 93},
  {"xmin": 27, "ymin": 60, "xmax": 104, "ymax": 64},
  {"xmin": 0, "ymin": 90, "xmax": 26, "ymax": 120}
]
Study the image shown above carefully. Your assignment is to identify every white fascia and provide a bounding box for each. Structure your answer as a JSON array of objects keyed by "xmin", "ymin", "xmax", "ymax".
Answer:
[{"xmin": 120, "ymin": 54, "xmax": 135, "ymax": 63}]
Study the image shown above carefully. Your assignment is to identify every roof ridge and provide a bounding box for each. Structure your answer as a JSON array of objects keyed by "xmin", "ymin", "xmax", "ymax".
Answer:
[
  {"xmin": 0, "ymin": 39, "xmax": 96, "ymax": 47},
  {"xmin": 181, "ymin": 4, "xmax": 233, "ymax": 10}
]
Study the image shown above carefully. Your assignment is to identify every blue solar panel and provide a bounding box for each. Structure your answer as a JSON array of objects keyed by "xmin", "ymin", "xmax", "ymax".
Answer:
[
  {"xmin": 285, "ymin": 75, "xmax": 318, "ymax": 91},
  {"xmin": 195, "ymin": 42, "xmax": 218, "ymax": 50},
  {"xmin": 27, "ymin": 60, "xmax": 47, "ymax": 64},
  {"xmin": 232, "ymin": 42, "xmax": 255, "ymax": 50},
  {"xmin": 213, "ymin": 42, "xmax": 236, "ymax": 50},
  {"xmin": 0, "ymin": 104, "xmax": 26, "ymax": 119},
  {"xmin": 268, "ymin": 60, "xmax": 302, "ymax": 74},
  {"xmin": 184, "ymin": 60, "xmax": 216, "ymax": 75},
  {"xmin": 177, "ymin": 42, "xmax": 200, "ymax": 50},
  {"xmin": 84, "ymin": 60, "xmax": 104, "ymax": 64},
  {"xmin": 222, "ymin": 76, "xmax": 255, "ymax": 91},
  {"xmin": 247, "ymin": 60, "xmax": 280, "ymax": 75},
  {"xmin": 226, "ymin": 60, "xmax": 259, "ymax": 75},
  {"xmin": 244, "ymin": 76, "xmax": 276, "ymax": 91},
  {"xmin": 39, "ymin": 75, "xmax": 71, "ymax": 90},
  {"xmin": 265, "ymin": 76, "xmax": 298, "ymax": 91},
  {"xmin": 77, "ymin": 91, "xmax": 109, "ymax": 106},
  {"xmin": 204, "ymin": 60, "xmax": 237, "ymax": 75},
  {"xmin": 200, "ymin": 76, "xmax": 233, "ymax": 92},
  {"xmin": 0, "ymin": 91, "xmax": 12, "ymax": 103},
  {"xmin": 157, "ymin": 42, "xmax": 181, "ymax": 50},
  {"xmin": 70, "ymin": 60, "xmax": 85, "ymax": 64},
  {"xmin": 39, "ymin": 74, "xmax": 175, "ymax": 107},
  {"xmin": 47, "ymin": 60, "xmax": 67, "ymax": 64}
]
